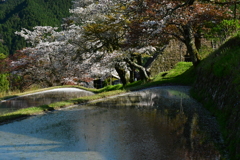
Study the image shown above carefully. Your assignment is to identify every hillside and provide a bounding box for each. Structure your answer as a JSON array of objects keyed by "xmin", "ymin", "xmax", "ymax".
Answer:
[
  {"xmin": 192, "ymin": 35, "xmax": 240, "ymax": 159},
  {"xmin": 0, "ymin": 0, "xmax": 72, "ymax": 54}
]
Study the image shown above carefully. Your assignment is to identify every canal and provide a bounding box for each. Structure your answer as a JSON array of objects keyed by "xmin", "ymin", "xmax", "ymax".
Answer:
[{"xmin": 0, "ymin": 86, "xmax": 225, "ymax": 160}]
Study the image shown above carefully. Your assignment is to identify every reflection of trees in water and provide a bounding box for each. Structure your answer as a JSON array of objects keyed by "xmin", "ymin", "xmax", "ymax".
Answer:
[
  {"xmin": 94, "ymin": 88, "xmax": 223, "ymax": 159},
  {"xmin": 0, "ymin": 90, "xmax": 94, "ymax": 114},
  {"xmin": 138, "ymin": 106, "xmax": 221, "ymax": 159}
]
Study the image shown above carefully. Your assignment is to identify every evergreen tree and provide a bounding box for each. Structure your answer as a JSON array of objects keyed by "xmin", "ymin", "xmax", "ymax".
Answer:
[{"xmin": 0, "ymin": 0, "xmax": 72, "ymax": 54}]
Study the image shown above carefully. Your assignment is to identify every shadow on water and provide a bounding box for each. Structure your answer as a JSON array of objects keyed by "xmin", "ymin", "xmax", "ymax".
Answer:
[
  {"xmin": 91, "ymin": 86, "xmax": 225, "ymax": 159},
  {"xmin": 0, "ymin": 86, "xmax": 226, "ymax": 160},
  {"xmin": 0, "ymin": 88, "xmax": 94, "ymax": 115}
]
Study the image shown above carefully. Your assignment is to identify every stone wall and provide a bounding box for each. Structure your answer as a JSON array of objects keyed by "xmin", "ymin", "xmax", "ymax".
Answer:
[
  {"xmin": 149, "ymin": 40, "xmax": 186, "ymax": 77},
  {"xmin": 149, "ymin": 38, "xmax": 220, "ymax": 77}
]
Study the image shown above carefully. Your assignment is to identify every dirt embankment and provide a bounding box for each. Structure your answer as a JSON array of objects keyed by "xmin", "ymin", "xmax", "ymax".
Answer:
[{"xmin": 192, "ymin": 36, "xmax": 240, "ymax": 160}]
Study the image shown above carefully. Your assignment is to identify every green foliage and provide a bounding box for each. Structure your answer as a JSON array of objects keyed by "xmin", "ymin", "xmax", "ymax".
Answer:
[
  {"xmin": 0, "ymin": 74, "xmax": 9, "ymax": 93},
  {"xmin": 0, "ymin": 0, "xmax": 72, "ymax": 54},
  {"xmin": 0, "ymin": 43, "xmax": 9, "ymax": 55},
  {"xmin": 121, "ymin": 62, "xmax": 195, "ymax": 91},
  {"xmin": 206, "ymin": 20, "xmax": 240, "ymax": 41},
  {"xmin": 0, "ymin": 52, "xmax": 7, "ymax": 59}
]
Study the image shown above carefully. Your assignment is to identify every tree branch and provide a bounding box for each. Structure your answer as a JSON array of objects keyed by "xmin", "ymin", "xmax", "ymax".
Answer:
[
  {"xmin": 144, "ymin": 45, "xmax": 168, "ymax": 70},
  {"xmin": 124, "ymin": 58, "xmax": 149, "ymax": 80}
]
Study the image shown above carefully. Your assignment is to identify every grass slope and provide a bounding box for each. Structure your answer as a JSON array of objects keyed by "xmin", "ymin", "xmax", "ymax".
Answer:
[{"xmin": 192, "ymin": 35, "xmax": 240, "ymax": 160}]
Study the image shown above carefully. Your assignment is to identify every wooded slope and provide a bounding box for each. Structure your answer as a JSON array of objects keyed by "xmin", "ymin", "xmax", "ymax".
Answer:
[{"xmin": 0, "ymin": 0, "xmax": 72, "ymax": 54}]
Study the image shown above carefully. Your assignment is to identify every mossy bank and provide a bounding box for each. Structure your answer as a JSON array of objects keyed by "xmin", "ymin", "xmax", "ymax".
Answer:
[{"xmin": 192, "ymin": 35, "xmax": 240, "ymax": 160}]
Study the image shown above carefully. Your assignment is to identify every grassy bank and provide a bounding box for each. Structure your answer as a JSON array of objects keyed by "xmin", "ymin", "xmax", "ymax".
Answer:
[
  {"xmin": 192, "ymin": 35, "xmax": 240, "ymax": 160},
  {"xmin": 0, "ymin": 61, "xmax": 194, "ymax": 124}
]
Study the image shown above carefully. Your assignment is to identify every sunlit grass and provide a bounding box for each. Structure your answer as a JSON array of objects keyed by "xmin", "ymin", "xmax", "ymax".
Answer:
[{"xmin": 153, "ymin": 62, "xmax": 194, "ymax": 83}]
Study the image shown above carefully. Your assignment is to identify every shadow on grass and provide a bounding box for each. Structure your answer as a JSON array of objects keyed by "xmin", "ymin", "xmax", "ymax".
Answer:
[
  {"xmin": 161, "ymin": 66, "xmax": 196, "ymax": 85},
  {"xmin": 95, "ymin": 84, "xmax": 123, "ymax": 93},
  {"xmin": 124, "ymin": 66, "xmax": 196, "ymax": 91},
  {"xmin": 0, "ymin": 113, "xmax": 30, "ymax": 125},
  {"xmin": 0, "ymin": 104, "xmax": 56, "ymax": 125},
  {"xmin": 38, "ymin": 104, "xmax": 54, "ymax": 111}
]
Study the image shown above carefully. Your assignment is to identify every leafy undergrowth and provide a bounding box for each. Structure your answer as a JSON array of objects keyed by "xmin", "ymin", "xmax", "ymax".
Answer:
[{"xmin": 0, "ymin": 61, "xmax": 194, "ymax": 124}]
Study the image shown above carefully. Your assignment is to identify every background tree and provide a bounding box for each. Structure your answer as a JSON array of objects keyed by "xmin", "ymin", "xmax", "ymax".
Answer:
[
  {"xmin": 0, "ymin": 53, "xmax": 9, "ymax": 93},
  {"xmin": 0, "ymin": 0, "xmax": 73, "ymax": 54}
]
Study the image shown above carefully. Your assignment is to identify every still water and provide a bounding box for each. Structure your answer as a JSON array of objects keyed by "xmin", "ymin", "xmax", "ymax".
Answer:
[
  {"xmin": 0, "ymin": 86, "xmax": 224, "ymax": 160},
  {"xmin": 0, "ymin": 88, "xmax": 94, "ymax": 115}
]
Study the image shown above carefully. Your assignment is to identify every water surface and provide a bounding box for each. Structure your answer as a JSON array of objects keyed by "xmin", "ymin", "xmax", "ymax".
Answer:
[{"xmin": 0, "ymin": 86, "xmax": 224, "ymax": 160}]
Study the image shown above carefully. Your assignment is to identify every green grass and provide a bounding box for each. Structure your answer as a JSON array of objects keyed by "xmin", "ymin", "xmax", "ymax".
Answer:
[{"xmin": 152, "ymin": 62, "xmax": 194, "ymax": 84}]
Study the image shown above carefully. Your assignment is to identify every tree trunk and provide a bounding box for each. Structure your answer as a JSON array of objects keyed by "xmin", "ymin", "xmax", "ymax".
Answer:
[
  {"xmin": 129, "ymin": 65, "xmax": 135, "ymax": 83},
  {"xmin": 194, "ymin": 30, "xmax": 201, "ymax": 51},
  {"xmin": 183, "ymin": 25, "xmax": 200, "ymax": 67},
  {"xmin": 115, "ymin": 63, "xmax": 129, "ymax": 85},
  {"xmin": 136, "ymin": 55, "xmax": 146, "ymax": 80}
]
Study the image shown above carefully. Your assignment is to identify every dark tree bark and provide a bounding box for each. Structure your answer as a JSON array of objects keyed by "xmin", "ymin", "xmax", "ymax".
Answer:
[
  {"xmin": 115, "ymin": 63, "xmax": 129, "ymax": 85},
  {"xmin": 186, "ymin": 0, "xmax": 195, "ymax": 5},
  {"xmin": 136, "ymin": 55, "xmax": 146, "ymax": 80},
  {"xmin": 128, "ymin": 57, "xmax": 135, "ymax": 83},
  {"xmin": 125, "ymin": 58, "xmax": 149, "ymax": 80},
  {"xmin": 194, "ymin": 30, "xmax": 202, "ymax": 51},
  {"xmin": 182, "ymin": 24, "xmax": 201, "ymax": 66}
]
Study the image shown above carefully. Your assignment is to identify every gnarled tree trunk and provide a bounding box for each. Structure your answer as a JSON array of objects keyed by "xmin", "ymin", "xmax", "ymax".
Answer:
[
  {"xmin": 125, "ymin": 58, "xmax": 149, "ymax": 81},
  {"xmin": 115, "ymin": 63, "xmax": 129, "ymax": 85},
  {"xmin": 182, "ymin": 24, "xmax": 201, "ymax": 66}
]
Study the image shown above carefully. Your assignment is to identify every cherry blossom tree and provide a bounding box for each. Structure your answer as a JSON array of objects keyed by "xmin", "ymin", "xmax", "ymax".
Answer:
[
  {"xmin": 70, "ymin": 0, "xmax": 163, "ymax": 83},
  {"xmin": 13, "ymin": 0, "xmax": 156, "ymax": 86},
  {"xmin": 13, "ymin": 0, "xmax": 233, "ymax": 88},
  {"xmin": 128, "ymin": 0, "xmax": 232, "ymax": 66},
  {"xmin": 14, "ymin": 25, "xmax": 111, "ymax": 87}
]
